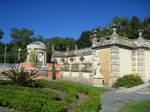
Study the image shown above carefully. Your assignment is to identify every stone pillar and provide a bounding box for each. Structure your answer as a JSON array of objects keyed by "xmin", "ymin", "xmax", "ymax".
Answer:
[
  {"xmin": 136, "ymin": 30, "xmax": 145, "ymax": 81},
  {"xmin": 132, "ymin": 50, "xmax": 137, "ymax": 74},
  {"xmin": 111, "ymin": 45, "xmax": 120, "ymax": 84},
  {"xmin": 137, "ymin": 48, "xmax": 145, "ymax": 80}
]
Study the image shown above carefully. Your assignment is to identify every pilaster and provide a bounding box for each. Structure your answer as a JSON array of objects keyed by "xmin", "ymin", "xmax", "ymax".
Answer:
[
  {"xmin": 137, "ymin": 48, "xmax": 145, "ymax": 80},
  {"xmin": 111, "ymin": 45, "xmax": 120, "ymax": 84},
  {"xmin": 132, "ymin": 50, "xmax": 137, "ymax": 74}
]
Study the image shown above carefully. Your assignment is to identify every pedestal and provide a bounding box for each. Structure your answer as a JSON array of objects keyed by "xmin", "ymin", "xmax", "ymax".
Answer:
[{"xmin": 93, "ymin": 75, "xmax": 104, "ymax": 87}]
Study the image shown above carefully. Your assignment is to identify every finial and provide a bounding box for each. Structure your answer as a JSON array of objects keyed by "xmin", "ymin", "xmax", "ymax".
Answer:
[
  {"xmin": 112, "ymin": 24, "xmax": 117, "ymax": 35},
  {"xmin": 92, "ymin": 30, "xmax": 97, "ymax": 38},
  {"xmin": 138, "ymin": 29, "xmax": 143, "ymax": 38}
]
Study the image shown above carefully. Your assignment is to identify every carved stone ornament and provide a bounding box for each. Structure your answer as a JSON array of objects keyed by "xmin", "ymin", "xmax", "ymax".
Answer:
[
  {"xmin": 70, "ymin": 57, "xmax": 74, "ymax": 62},
  {"xmin": 79, "ymin": 56, "xmax": 84, "ymax": 62}
]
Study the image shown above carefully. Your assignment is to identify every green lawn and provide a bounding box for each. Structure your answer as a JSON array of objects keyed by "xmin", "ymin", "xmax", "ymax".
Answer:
[
  {"xmin": 0, "ymin": 80, "xmax": 107, "ymax": 112},
  {"xmin": 119, "ymin": 100, "xmax": 150, "ymax": 112}
]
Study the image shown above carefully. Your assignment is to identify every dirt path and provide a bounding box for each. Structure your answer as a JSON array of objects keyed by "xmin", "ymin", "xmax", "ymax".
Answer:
[
  {"xmin": 100, "ymin": 83, "xmax": 150, "ymax": 112},
  {"xmin": 0, "ymin": 107, "xmax": 18, "ymax": 112}
]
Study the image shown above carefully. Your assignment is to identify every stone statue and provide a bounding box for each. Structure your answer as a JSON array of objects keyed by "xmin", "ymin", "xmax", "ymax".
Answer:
[
  {"xmin": 37, "ymin": 52, "xmax": 43, "ymax": 63},
  {"xmin": 92, "ymin": 55, "xmax": 104, "ymax": 87},
  {"xmin": 94, "ymin": 57, "xmax": 103, "ymax": 78}
]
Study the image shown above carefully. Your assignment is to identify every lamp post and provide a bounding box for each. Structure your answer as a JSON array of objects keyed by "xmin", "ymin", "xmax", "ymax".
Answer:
[
  {"xmin": 4, "ymin": 44, "xmax": 7, "ymax": 68},
  {"xmin": 18, "ymin": 48, "xmax": 21, "ymax": 63}
]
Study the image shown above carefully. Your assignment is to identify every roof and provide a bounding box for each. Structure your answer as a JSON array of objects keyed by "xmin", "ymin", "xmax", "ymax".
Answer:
[{"xmin": 27, "ymin": 41, "xmax": 46, "ymax": 49}]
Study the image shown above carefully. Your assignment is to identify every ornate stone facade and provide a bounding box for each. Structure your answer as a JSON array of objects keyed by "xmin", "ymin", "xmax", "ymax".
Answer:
[{"xmin": 53, "ymin": 29, "xmax": 150, "ymax": 86}]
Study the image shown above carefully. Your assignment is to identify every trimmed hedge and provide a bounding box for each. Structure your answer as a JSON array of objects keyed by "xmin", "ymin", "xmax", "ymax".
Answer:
[{"xmin": 114, "ymin": 74, "xmax": 144, "ymax": 88}]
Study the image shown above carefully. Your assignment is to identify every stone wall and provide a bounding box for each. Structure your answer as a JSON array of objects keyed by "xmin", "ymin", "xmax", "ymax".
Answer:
[
  {"xmin": 20, "ymin": 63, "xmax": 62, "ymax": 80},
  {"xmin": 119, "ymin": 48, "xmax": 132, "ymax": 76}
]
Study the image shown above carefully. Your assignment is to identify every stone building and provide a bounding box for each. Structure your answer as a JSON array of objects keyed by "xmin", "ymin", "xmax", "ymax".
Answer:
[
  {"xmin": 27, "ymin": 41, "xmax": 47, "ymax": 67},
  {"xmin": 52, "ymin": 28, "xmax": 150, "ymax": 86}
]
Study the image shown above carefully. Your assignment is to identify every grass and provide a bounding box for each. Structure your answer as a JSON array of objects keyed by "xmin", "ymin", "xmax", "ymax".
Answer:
[
  {"xmin": 0, "ymin": 80, "xmax": 108, "ymax": 112},
  {"xmin": 119, "ymin": 100, "xmax": 150, "ymax": 112}
]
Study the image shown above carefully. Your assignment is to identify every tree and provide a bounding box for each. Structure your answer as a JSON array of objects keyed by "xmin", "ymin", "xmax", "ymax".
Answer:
[
  {"xmin": 47, "ymin": 37, "xmax": 76, "ymax": 62},
  {"xmin": 47, "ymin": 37, "xmax": 76, "ymax": 51},
  {"xmin": 128, "ymin": 16, "xmax": 142, "ymax": 39},
  {"xmin": 10, "ymin": 28, "xmax": 33, "ymax": 48},
  {"xmin": 111, "ymin": 16, "xmax": 130, "ymax": 37},
  {"xmin": 76, "ymin": 31, "xmax": 92, "ymax": 49},
  {"xmin": 0, "ymin": 30, "xmax": 4, "ymax": 40},
  {"xmin": 142, "ymin": 17, "xmax": 150, "ymax": 39},
  {"xmin": 94, "ymin": 27, "xmax": 112, "ymax": 38},
  {"xmin": 31, "ymin": 35, "xmax": 46, "ymax": 43},
  {"xmin": 0, "ymin": 42, "xmax": 4, "ymax": 63}
]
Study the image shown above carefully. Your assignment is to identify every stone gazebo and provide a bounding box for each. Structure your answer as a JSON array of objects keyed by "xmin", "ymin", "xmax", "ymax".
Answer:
[{"xmin": 27, "ymin": 41, "xmax": 47, "ymax": 67}]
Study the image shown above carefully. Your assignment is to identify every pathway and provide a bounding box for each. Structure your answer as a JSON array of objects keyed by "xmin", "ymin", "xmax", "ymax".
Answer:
[
  {"xmin": 100, "ymin": 83, "xmax": 150, "ymax": 112},
  {"xmin": 0, "ymin": 107, "xmax": 18, "ymax": 112}
]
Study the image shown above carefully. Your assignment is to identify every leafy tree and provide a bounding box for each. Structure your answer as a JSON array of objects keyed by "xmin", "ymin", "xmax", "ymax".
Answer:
[
  {"xmin": 94, "ymin": 27, "xmax": 112, "ymax": 38},
  {"xmin": 128, "ymin": 16, "xmax": 142, "ymax": 39},
  {"xmin": 0, "ymin": 42, "xmax": 4, "ymax": 62},
  {"xmin": 111, "ymin": 16, "xmax": 130, "ymax": 37},
  {"xmin": 76, "ymin": 31, "xmax": 92, "ymax": 49},
  {"xmin": 8, "ymin": 28, "xmax": 33, "ymax": 63},
  {"xmin": 142, "ymin": 17, "xmax": 150, "ymax": 39},
  {"xmin": 32, "ymin": 35, "xmax": 46, "ymax": 43},
  {"xmin": 10, "ymin": 28, "xmax": 33, "ymax": 48},
  {"xmin": 47, "ymin": 37, "xmax": 76, "ymax": 51},
  {"xmin": 47, "ymin": 37, "xmax": 76, "ymax": 62}
]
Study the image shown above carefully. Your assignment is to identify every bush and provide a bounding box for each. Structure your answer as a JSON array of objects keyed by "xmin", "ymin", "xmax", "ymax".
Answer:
[
  {"xmin": 1, "ymin": 66, "xmax": 40, "ymax": 87},
  {"xmin": 114, "ymin": 74, "xmax": 144, "ymax": 88}
]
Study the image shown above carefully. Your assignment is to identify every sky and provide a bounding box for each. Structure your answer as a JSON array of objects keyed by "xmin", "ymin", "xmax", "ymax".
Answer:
[{"xmin": 0, "ymin": 0, "xmax": 150, "ymax": 43}]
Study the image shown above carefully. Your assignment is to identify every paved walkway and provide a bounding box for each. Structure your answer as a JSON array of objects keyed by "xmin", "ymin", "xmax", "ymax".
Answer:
[{"xmin": 100, "ymin": 83, "xmax": 150, "ymax": 112}]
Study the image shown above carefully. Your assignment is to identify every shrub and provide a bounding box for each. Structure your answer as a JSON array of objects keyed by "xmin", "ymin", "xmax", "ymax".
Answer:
[
  {"xmin": 1, "ymin": 66, "xmax": 40, "ymax": 87},
  {"xmin": 114, "ymin": 74, "xmax": 144, "ymax": 88}
]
